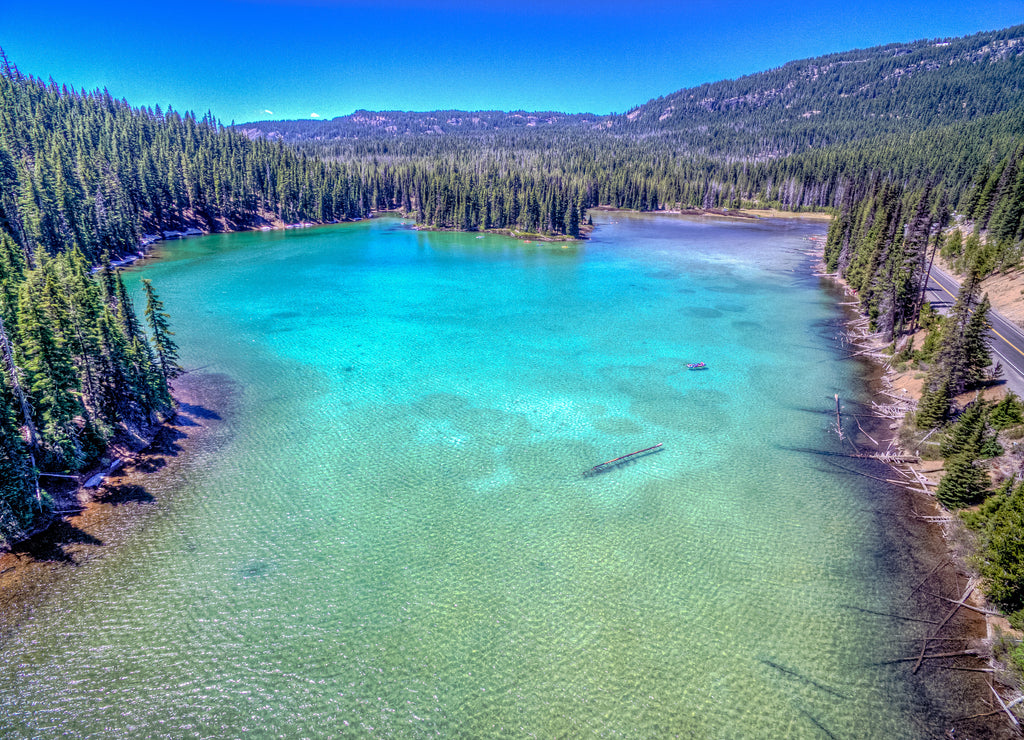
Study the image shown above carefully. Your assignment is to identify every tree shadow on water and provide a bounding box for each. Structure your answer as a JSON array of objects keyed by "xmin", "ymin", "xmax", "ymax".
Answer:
[
  {"xmin": 141, "ymin": 427, "xmax": 186, "ymax": 459},
  {"xmin": 92, "ymin": 484, "xmax": 155, "ymax": 507},
  {"xmin": 129, "ymin": 456, "xmax": 167, "ymax": 473},
  {"xmin": 9, "ymin": 519, "xmax": 104, "ymax": 564},
  {"xmin": 172, "ymin": 402, "xmax": 222, "ymax": 428}
]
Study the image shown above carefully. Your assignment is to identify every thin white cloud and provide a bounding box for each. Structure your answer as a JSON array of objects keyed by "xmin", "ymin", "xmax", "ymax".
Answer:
[
  {"xmin": 310, "ymin": 112, "xmax": 320, "ymax": 118},
  {"xmin": 264, "ymin": 109, "xmax": 274, "ymax": 115}
]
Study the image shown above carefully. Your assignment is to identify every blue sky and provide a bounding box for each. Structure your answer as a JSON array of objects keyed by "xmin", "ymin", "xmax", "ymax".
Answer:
[{"xmin": 2, "ymin": 0, "xmax": 1022, "ymax": 123}]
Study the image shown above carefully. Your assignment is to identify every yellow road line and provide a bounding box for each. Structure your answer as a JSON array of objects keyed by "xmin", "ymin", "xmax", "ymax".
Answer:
[
  {"xmin": 989, "ymin": 326, "xmax": 1024, "ymax": 358},
  {"xmin": 929, "ymin": 275, "xmax": 1024, "ymax": 358},
  {"xmin": 931, "ymin": 277, "xmax": 956, "ymax": 300}
]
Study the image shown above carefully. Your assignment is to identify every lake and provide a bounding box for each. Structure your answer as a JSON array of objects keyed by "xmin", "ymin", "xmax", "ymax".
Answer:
[{"xmin": 0, "ymin": 214, "xmax": 966, "ymax": 737}]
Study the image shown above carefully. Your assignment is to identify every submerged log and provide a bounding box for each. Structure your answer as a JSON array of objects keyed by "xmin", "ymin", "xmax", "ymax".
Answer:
[
  {"xmin": 909, "ymin": 559, "xmax": 950, "ymax": 595},
  {"xmin": 759, "ymin": 657, "xmax": 849, "ymax": 699},
  {"xmin": 584, "ymin": 443, "xmax": 663, "ymax": 476}
]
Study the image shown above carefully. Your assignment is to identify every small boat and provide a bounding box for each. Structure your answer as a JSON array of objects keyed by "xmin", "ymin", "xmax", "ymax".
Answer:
[{"xmin": 686, "ymin": 362, "xmax": 707, "ymax": 370}]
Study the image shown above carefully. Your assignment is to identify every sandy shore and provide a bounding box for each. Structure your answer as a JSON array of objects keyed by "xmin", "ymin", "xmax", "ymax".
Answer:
[
  {"xmin": 590, "ymin": 205, "xmax": 835, "ymax": 223},
  {"xmin": 741, "ymin": 207, "xmax": 834, "ymax": 221}
]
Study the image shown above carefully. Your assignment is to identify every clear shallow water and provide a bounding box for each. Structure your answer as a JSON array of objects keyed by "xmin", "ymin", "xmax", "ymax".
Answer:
[{"xmin": 2, "ymin": 215, "xmax": 946, "ymax": 737}]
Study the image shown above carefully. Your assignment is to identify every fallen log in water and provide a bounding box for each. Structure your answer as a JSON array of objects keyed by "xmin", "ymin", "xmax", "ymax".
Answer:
[
  {"xmin": 991, "ymin": 682, "xmax": 1021, "ymax": 728},
  {"xmin": 83, "ymin": 458, "xmax": 124, "ymax": 489},
  {"xmin": 913, "ymin": 579, "xmax": 977, "ymax": 674},
  {"xmin": 881, "ymin": 650, "xmax": 983, "ymax": 665},
  {"xmin": 583, "ymin": 443, "xmax": 664, "ymax": 476}
]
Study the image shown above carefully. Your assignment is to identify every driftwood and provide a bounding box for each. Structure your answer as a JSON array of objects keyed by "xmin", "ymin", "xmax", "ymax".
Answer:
[
  {"xmin": 584, "ymin": 444, "xmax": 663, "ymax": 476},
  {"xmin": 937, "ymin": 666, "xmax": 994, "ymax": 673},
  {"xmin": 809, "ymin": 446, "xmax": 919, "ymax": 463},
  {"xmin": 83, "ymin": 459, "xmax": 124, "ymax": 489},
  {"xmin": 873, "ymin": 452, "xmax": 921, "ymax": 464},
  {"xmin": 909, "ymin": 559, "xmax": 950, "ymax": 595},
  {"xmin": 846, "ymin": 346, "xmax": 888, "ymax": 359},
  {"xmin": 841, "ymin": 603, "xmax": 940, "ymax": 625},
  {"xmin": 888, "ymin": 465, "xmax": 912, "ymax": 479},
  {"xmin": 878, "ymin": 389, "xmax": 913, "ymax": 402},
  {"xmin": 883, "ymin": 650, "xmax": 982, "ymax": 665},
  {"xmin": 822, "ymin": 459, "xmax": 914, "ymax": 487},
  {"xmin": 924, "ymin": 591, "xmax": 1005, "ymax": 616},
  {"xmin": 854, "ymin": 417, "xmax": 879, "ymax": 446},
  {"xmin": 990, "ymin": 682, "xmax": 1021, "ymax": 728},
  {"xmin": 913, "ymin": 579, "xmax": 977, "ymax": 674},
  {"xmin": 909, "ymin": 468, "xmax": 938, "ymax": 488},
  {"xmin": 957, "ymin": 708, "xmax": 1006, "ymax": 721},
  {"xmin": 871, "ymin": 401, "xmax": 915, "ymax": 419}
]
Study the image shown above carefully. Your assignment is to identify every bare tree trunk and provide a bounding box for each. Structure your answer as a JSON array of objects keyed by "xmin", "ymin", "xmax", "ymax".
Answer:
[{"xmin": 912, "ymin": 229, "xmax": 940, "ymax": 334}]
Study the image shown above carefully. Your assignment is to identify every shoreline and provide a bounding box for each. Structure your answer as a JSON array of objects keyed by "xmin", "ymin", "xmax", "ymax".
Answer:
[
  {"xmin": 818, "ymin": 253, "xmax": 1021, "ymax": 736},
  {"xmin": 0, "ymin": 371, "xmax": 226, "ymax": 643},
  {"xmin": 591, "ymin": 204, "xmax": 835, "ymax": 222},
  {"xmin": 97, "ymin": 211, "xmax": 378, "ymax": 273}
]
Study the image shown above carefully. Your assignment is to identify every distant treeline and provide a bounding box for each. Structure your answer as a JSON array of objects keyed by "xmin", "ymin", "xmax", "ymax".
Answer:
[{"xmin": 243, "ymin": 24, "xmax": 1024, "ymax": 238}]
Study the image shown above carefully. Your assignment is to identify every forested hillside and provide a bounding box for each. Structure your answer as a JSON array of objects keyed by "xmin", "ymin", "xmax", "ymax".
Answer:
[
  {"xmin": 620, "ymin": 25, "xmax": 1024, "ymax": 152},
  {"xmin": 237, "ymin": 26, "xmax": 1024, "ymax": 234},
  {"xmin": 0, "ymin": 60, "xmax": 377, "ymax": 544},
  {"xmin": 0, "ymin": 58, "xmax": 374, "ymax": 266},
  {"xmin": 245, "ymin": 24, "xmax": 1024, "ymax": 158}
]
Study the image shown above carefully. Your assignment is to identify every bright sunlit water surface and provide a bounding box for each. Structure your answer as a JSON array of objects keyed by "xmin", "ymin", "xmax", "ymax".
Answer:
[{"xmin": 2, "ymin": 215, "xmax": 950, "ymax": 737}]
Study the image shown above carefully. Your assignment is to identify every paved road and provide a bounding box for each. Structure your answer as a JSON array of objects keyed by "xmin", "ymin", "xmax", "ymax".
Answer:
[{"xmin": 923, "ymin": 266, "xmax": 1024, "ymax": 397}]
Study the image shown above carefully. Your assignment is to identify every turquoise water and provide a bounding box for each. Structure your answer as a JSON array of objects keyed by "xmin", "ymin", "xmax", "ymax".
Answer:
[{"xmin": 1, "ymin": 215, "xmax": 949, "ymax": 737}]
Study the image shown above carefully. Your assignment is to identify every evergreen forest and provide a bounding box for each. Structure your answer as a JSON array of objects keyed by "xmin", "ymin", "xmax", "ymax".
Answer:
[{"xmin": 1, "ymin": 22, "xmax": 1024, "ymax": 603}]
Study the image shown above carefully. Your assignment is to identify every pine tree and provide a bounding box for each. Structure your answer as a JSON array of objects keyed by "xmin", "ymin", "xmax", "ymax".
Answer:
[
  {"xmin": 935, "ymin": 452, "xmax": 989, "ymax": 508},
  {"xmin": 990, "ymin": 392, "xmax": 1024, "ymax": 430},
  {"xmin": 0, "ymin": 386, "xmax": 35, "ymax": 537},
  {"xmin": 939, "ymin": 401, "xmax": 987, "ymax": 458},
  {"xmin": 916, "ymin": 374, "xmax": 952, "ymax": 429},
  {"xmin": 16, "ymin": 281, "xmax": 84, "ymax": 469},
  {"xmin": 935, "ymin": 269, "xmax": 990, "ymax": 394},
  {"xmin": 972, "ymin": 480, "xmax": 1024, "ymax": 615},
  {"xmin": 142, "ymin": 278, "xmax": 180, "ymax": 383},
  {"xmin": 114, "ymin": 270, "xmax": 143, "ymax": 341},
  {"xmin": 961, "ymin": 294, "xmax": 993, "ymax": 386}
]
